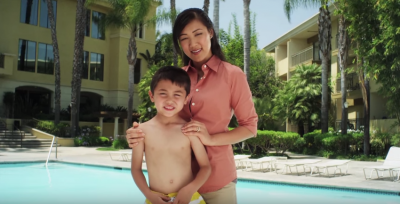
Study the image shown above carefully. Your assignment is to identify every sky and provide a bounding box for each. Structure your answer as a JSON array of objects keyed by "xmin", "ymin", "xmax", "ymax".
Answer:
[{"xmin": 156, "ymin": 0, "xmax": 319, "ymax": 49}]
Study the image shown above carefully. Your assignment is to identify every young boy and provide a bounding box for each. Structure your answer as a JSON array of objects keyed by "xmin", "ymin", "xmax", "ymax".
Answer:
[{"xmin": 131, "ymin": 66, "xmax": 211, "ymax": 204}]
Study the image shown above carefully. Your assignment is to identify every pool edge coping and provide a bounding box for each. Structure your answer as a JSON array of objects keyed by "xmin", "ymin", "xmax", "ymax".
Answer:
[{"xmin": 2, "ymin": 159, "xmax": 399, "ymax": 197}]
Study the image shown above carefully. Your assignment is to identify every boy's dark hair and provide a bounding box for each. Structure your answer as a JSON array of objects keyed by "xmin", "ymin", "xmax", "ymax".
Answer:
[
  {"xmin": 150, "ymin": 66, "xmax": 191, "ymax": 96},
  {"xmin": 172, "ymin": 8, "xmax": 226, "ymax": 66}
]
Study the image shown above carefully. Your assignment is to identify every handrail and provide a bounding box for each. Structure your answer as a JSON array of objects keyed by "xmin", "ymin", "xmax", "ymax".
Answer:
[
  {"xmin": 46, "ymin": 135, "xmax": 55, "ymax": 167},
  {"xmin": 291, "ymin": 46, "xmax": 313, "ymax": 67}
]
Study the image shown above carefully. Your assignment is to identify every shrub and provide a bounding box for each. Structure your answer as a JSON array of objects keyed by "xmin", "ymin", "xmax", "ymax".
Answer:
[
  {"xmin": 291, "ymin": 137, "xmax": 306, "ymax": 153},
  {"xmin": 270, "ymin": 131, "xmax": 299, "ymax": 155},
  {"xmin": 112, "ymin": 135, "xmax": 129, "ymax": 149},
  {"xmin": 391, "ymin": 133, "xmax": 400, "ymax": 147}
]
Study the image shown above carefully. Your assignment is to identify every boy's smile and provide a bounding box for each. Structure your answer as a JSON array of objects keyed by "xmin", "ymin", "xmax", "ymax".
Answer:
[{"xmin": 149, "ymin": 79, "xmax": 188, "ymax": 119}]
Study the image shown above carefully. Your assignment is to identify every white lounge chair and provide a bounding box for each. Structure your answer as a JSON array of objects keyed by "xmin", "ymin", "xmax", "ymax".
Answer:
[
  {"xmin": 234, "ymin": 155, "xmax": 251, "ymax": 168},
  {"xmin": 363, "ymin": 146, "xmax": 400, "ymax": 180},
  {"xmin": 244, "ymin": 156, "xmax": 287, "ymax": 172},
  {"xmin": 304, "ymin": 160, "xmax": 351, "ymax": 177},
  {"xmin": 391, "ymin": 168, "xmax": 400, "ymax": 182},
  {"xmin": 274, "ymin": 159, "xmax": 321, "ymax": 175},
  {"xmin": 109, "ymin": 152, "xmax": 131, "ymax": 161}
]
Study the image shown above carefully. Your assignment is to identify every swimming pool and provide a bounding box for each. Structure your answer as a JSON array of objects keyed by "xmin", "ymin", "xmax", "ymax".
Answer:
[{"xmin": 0, "ymin": 162, "xmax": 399, "ymax": 204}]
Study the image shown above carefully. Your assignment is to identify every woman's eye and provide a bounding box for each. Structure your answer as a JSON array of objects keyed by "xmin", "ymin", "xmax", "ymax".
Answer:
[
  {"xmin": 195, "ymin": 33, "xmax": 202, "ymax": 36},
  {"xmin": 180, "ymin": 38, "xmax": 187, "ymax": 41}
]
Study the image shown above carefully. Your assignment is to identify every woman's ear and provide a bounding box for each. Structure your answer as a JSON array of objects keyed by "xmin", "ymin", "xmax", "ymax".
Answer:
[
  {"xmin": 148, "ymin": 90, "xmax": 155, "ymax": 102},
  {"xmin": 209, "ymin": 29, "xmax": 214, "ymax": 39}
]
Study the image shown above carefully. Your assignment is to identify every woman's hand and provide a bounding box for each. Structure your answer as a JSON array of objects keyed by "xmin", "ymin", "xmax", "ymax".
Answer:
[
  {"xmin": 125, "ymin": 122, "xmax": 145, "ymax": 148},
  {"xmin": 182, "ymin": 120, "xmax": 212, "ymax": 146}
]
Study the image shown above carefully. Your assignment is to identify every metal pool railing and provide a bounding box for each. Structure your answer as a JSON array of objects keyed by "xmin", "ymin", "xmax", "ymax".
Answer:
[{"xmin": 45, "ymin": 135, "xmax": 56, "ymax": 167}]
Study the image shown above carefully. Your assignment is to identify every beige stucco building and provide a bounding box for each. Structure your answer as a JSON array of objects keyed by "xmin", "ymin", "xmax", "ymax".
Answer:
[
  {"xmin": 263, "ymin": 8, "xmax": 395, "ymax": 133},
  {"xmin": 0, "ymin": 0, "xmax": 157, "ymax": 136}
]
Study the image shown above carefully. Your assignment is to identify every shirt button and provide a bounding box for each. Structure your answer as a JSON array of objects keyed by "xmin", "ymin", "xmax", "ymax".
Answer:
[
  {"xmin": 196, "ymin": 89, "xmax": 199, "ymax": 92},
  {"xmin": 203, "ymin": 65, "xmax": 206, "ymax": 68},
  {"xmin": 192, "ymin": 103, "xmax": 195, "ymax": 106}
]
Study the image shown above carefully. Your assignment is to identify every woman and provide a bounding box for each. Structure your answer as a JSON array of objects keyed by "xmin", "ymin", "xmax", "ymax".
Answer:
[{"xmin": 126, "ymin": 8, "xmax": 258, "ymax": 204}]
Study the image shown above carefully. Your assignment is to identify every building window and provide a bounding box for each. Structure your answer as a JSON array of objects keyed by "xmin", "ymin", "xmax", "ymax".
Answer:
[
  {"xmin": 85, "ymin": 9, "xmax": 91, "ymax": 37},
  {"xmin": 134, "ymin": 23, "xmax": 144, "ymax": 39},
  {"xmin": 20, "ymin": 0, "xmax": 39, "ymax": 25},
  {"xmin": 39, "ymin": 0, "xmax": 57, "ymax": 28},
  {"xmin": 90, "ymin": 53, "xmax": 104, "ymax": 81},
  {"xmin": 82, "ymin": 51, "xmax": 89, "ymax": 79},
  {"xmin": 37, "ymin": 43, "xmax": 54, "ymax": 75},
  {"xmin": 134, "ymin": 59, "xmax": 141, "ymax": 84},
  {"xmin": 91, "ymin": 11, "xmax": 105, "ymax": 40},
  {"xmin": 18, "ymin": 39, "xmax": 37, "ymax": 72}
]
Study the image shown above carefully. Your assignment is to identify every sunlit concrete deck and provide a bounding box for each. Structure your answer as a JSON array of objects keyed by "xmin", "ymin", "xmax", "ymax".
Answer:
[{"xmin": 1, "ymin": 147, "xmax": 399, "ymax": 193}]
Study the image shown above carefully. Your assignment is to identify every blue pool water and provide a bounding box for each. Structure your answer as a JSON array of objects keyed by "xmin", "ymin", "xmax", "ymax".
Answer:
[{"xmin": 0, "ymin": 162, "xmax": 399, "ymax": 204}]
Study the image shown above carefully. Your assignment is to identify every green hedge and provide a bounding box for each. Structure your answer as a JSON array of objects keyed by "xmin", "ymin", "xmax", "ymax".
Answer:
[{"xmin": 244, "ymin": 130, "xmax": 300, "ymax": 155}]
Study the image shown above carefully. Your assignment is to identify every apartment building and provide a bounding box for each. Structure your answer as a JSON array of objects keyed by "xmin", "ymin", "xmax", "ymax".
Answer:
[
  {"xmin": 263, "ymin": 10, "xmax": 391, "ymax": 132},
  {"xmin": 0, "ymin": 0, "xmax": 156, "ymax": 120}
]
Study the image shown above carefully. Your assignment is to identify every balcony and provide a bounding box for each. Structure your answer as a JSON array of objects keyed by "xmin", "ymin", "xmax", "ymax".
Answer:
[
  {"xmin": 291, "ymin": 46, "xmax": 320, "ymax": 67},
  {"xmin": 336, "ymin": 73, "xmax": 360, "ymax": 93},
  {"xmin": 0, "ymin": 53, "xmax": 14, "ymax": 76}
]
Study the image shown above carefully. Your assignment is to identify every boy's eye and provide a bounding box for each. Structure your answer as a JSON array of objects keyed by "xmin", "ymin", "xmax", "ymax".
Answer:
[
  {"xmin": 159, "ymin": 93, "xmax": 166, "ymax": 96},
  {"xmin": 174, "ymin": 94, "xmax": 181, "ymax": 97}
]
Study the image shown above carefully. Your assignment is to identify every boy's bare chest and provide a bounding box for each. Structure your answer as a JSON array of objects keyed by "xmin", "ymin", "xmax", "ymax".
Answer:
[{"xmin": 144, "ymin": 128, "xmax": 190, "ymax": 152}]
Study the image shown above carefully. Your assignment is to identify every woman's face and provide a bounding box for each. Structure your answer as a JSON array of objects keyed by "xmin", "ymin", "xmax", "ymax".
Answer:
[{"xmin": 179, "ymin": 19, "xmax": 213, "ymax": 67}]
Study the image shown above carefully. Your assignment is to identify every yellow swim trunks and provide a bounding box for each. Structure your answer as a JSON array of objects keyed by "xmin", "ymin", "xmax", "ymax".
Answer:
[{"xmin": 145, "ymin": 191, "xmax": 205, "ymax": 204}]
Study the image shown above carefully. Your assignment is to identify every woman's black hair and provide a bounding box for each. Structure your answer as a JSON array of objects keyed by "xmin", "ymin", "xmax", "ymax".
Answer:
[{"xmin": 172, "ymin": 8, "xmax": 226, "ymax": 66}]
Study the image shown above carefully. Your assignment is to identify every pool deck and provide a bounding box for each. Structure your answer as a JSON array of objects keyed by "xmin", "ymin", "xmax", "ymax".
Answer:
[{"xmin": 1, "ymin": 146, "xmax": 399, "ymax": 194}]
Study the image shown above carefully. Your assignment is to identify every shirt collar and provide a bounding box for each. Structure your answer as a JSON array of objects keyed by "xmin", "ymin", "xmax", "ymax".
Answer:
[{"xmin": 185, "ymin": 55, "xmax": 221, "ymax": 72}]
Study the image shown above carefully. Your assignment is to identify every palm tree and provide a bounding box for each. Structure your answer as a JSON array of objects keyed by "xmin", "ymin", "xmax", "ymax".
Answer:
[
  {"xmin": 70, "ymin": 0, "xmax": 88, "ymax": 138},
  {"xmin": 284, "ymin": 0, "xmax": 331, "ymax": 133},
  {"xmin": 45, "ymin": 0, "xmax": 61, "ymax": 125},
  {"xmin": 243, "ymin": 0, "xmax": 251, "ymax": 82},
  {"xmin": 337, "ymin": 13, "xmax": 350, "ymax": 134},
  {"xmin": 212, "ymin": 0, "xmax": 225, "ymax": 41},
  {"xmin": 273, "ymin": 64, "xmax": 322, "ymax": 136},
  {"xmin": 170, "ymin": 0, "xmax": 178, "ymax": 66},
  {"xmin": 139, "ymin": 50, "xmax": 155, "ymax": 68},
  {"xmin": 104, "ymin": 0, "xmax": 165, "ymax": 127},
  {"xmin": 203, "ymin": 0, "xmax": 210, "ymax": 15}
]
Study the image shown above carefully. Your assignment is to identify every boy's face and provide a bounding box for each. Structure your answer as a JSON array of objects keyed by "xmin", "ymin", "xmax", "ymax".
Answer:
[{"xmin": 149, "ymin": 80, "xmax": 188, "ymax": 117}]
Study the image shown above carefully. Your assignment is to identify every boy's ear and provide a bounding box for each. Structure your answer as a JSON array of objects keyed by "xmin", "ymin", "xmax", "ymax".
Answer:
[
  {"xmin": 184, "ymin": 95, "xmax": 189, "ymax": 105},
  {"xmin": 148, "ymin": 90, "xmax": 154, "ymax": 102}
]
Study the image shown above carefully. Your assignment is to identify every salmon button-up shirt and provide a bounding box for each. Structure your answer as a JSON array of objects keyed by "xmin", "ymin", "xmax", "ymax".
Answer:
[{"xmin": 180, "ymin": 55, "xmax": 258, "ymax": 193}]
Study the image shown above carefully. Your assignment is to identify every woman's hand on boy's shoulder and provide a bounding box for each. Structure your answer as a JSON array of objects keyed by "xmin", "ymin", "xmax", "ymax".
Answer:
[
  {"xmin": 125, "ymin": 122, "xmax": 146, "ymax": 148},
  {"xmin": 181, "ymin": 120, "xmax": 212, "ymax": 146}
]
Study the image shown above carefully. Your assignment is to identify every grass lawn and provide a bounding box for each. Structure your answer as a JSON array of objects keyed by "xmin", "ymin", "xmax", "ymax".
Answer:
[{"xmin": 96, "ymin": 147, "xmax": 120, "ymax": 151}]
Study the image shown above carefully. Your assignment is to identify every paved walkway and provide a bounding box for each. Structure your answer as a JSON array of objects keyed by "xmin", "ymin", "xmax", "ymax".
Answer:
[{"xmin": 1, "ymin": 147, "xmax": 399, "ymax": 193}]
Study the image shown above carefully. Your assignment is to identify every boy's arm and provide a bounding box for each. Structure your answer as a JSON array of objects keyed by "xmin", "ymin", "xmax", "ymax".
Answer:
[
  {"xmin": 130, "ymin": 140, "xmax": 152, "ymax": 198},
  {"xmin": 185, "ymin": 135, "xmax": 211, "ymax": 193}
]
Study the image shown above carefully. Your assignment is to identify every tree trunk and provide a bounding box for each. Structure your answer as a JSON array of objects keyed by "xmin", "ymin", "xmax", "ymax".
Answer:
[
  {"xmin": 46, "ymin": 0, "xmax": 61, "ymax": 126},
  {"xmin": 203, "ymin": 0, "xmax": 210, "ymax": 15},
  {"xmin": 363, "ymin": 71, "xmax": 370, "ymax": 155},
  {"xmin": 70, "ymin": 0, "xmax": 87, "ymax": 138},
  {"xmin": 243, "ymin": 0, "xmax": 251, "ymax": 82},
  {"xmin": 127, "ymin": 32, "xmax": 138, "ymax": 128},
  {"xmin": 338, "ymin": 15, "xmax": 349, "ymax": 134},
  {"xmin": 318, "ymin": 5, "xmax": 331, "ymax": 133},
  {"xmin": 170, "ymin": 0, "xmax": 178, "ymax": 67},
  {"xmin": 213, "ymin": 0, "xmax": 220, "ymax": 40}
]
